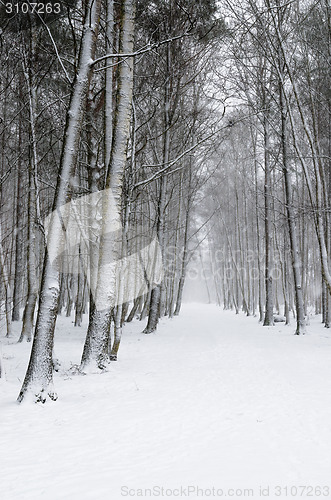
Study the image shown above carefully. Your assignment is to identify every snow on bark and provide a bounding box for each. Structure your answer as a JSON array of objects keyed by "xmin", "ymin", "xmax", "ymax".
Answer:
[
  {"xmin": 263, "ymin": 114, "xmax": 274, "ymax": 327},
  {"xmin": 81, "ymin": 0, "xmax": 135, "ymax": 370},
  {"xmin": 104, "ymin": 0, "xmax": 114, "ymax": 170},
  {"xmin": 17, "ymin": 0, "xmax": 101, "ymax": 403},
  {"xmin": 0, "ymin": 225, "xmax": 13, "ymax": 338},
  {"xmin": 279, "ymin": 82, "xmax": 306, "ymax": 335}
]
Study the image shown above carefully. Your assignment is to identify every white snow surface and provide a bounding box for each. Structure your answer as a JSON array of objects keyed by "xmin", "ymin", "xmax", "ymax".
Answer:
[{"xmin": 1, "ymin": 304, "xmax": 331, "ymax": 500}]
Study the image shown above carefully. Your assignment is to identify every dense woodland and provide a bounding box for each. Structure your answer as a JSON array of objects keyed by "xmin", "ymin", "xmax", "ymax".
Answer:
[{"xmin": 0, "ymin": 0, "xmax": 330, "ymax": 401}]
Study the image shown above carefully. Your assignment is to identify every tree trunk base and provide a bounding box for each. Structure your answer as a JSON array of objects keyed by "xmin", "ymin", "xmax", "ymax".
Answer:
[
  {"xmin": 143, "ymin": 326, "xmax": 157, "ymax": 334},
  {"xmin": 81, "ymin": 354, "xmax": 110, "ymax": 373},
  {"xmin": 17, "ymin": 384, "xmax": 58, "ymax": 404}
]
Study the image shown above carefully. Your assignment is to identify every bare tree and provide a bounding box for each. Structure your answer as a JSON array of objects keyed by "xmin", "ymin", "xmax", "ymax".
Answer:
[{"xmin": 18, "ymin": 0, "xmax": 102, "ymax": 402}]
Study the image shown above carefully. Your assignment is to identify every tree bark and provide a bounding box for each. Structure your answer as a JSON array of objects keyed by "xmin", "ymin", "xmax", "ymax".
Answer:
[
  {"xmin": 81, "ymin": 0, "xmax": 135, "ymax": 370},
  {"xmin": 17, "ymin": 0, "xmax": 101, "ymax": 402},
  {"xmin": 279, "ymin": 75, "xmax": 306, "ymax": 334},
  {"xmin": 263, "ymin": 113, "xmax": 274, "ymax": 326}
]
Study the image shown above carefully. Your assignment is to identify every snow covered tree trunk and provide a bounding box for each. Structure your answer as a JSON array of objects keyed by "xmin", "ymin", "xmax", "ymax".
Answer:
[
  {"xmin": 85, "ymin": 84, "xmax": 102, "ymax": 330},
  {"xmin": 19, "ymin": 39, "xmax": 40, "ymax": 342},
  {"xmin": 126, "ymin": 296, "xmax": 141, "ymax": 322},
  {"xmin": 110, "ymin": 174, "xmax": 132, "ymax": 359},
  {"xmin": 0, "ymin": 225, "xmax": 12, "ymax": 338},
  {"xmin": 17, "ymin": 0, "xmax": 101, "ymax": 402},
  {"xmin": 143, "ymin": 175, "xmax": 166, "ymax": 333},
  {"xmin": 174, "ymin": 182, "xmax": 190, "ymax": 316},
  {"xmin": 0, "ymin": 343, "xmax": 4, "ymax": 379},
  {"xmin": 12, "ymin": 104, "xmax": 24, "ymax": 322},
  {"xmin": 253, "ymin": 140, "xmax": 264, "ymax": 323},
  {"xmin": 110, "ymin": 106, "xmax": 137, "ymax": 359},
  {"xmin": 271, "ymin": 13, "xmax": 331, "ymax": 297},
  {"xmin": 325, "ymin": 288, "xmax": 330, "ymax": 329},
  {"xmin": 104, "ymin": 0, "xmax": 114, "ymax": 170},
  {"xmin": 81, "ymin": 0, "xmax": 135, "ymax": 370},
  {"xmin": 143, "ymin": 42, "xmax": 172, "ymax": 334},
  {"xmin": 110, "ymin": 305, "xmax": 122, "ymax": 361},
  {"xmin": 275, "ymin": 224, "xmax": 290, "ymax": 326},
  {"xmin": 18, "ymin": 163, "xmax": 38, "ymax": 342},
  {"xmin": 263, "ymin": 114, "xmax": 274, "ymax": 326},
  {"xmin": 279, "ymin": 74, "xmax": 306, "ymax": 335},
  {"xmin": 168, "ymin": 185, "xmax": 182, "ymax": 318},
  {"xmin": 74, "ymin": 246, "xmax": 84, "ymax": 327}
]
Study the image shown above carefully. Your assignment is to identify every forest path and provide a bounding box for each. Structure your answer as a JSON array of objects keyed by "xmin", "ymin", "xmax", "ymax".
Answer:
[{"xmin": 1, "ymin": 304, "xmax": 331, "ymax": 500}]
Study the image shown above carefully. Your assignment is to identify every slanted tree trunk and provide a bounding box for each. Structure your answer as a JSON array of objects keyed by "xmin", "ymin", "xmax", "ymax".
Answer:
[
  {"xmin": 126, "ymin": 295, "xmax": 142, "ymax": 322},
  {"xmin": 17, "ymin": 0, "xmax": 101, "ymax": 402}
]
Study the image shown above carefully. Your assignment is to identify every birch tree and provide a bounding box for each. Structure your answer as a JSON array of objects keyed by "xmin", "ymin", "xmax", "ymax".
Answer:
[
  {"xmin": 81, "ymin": 0, "xmax": 135, "ymax": 370},
  {"xmin": 18, "ymin": 0, "xmax": 101, "ymax": 402},
  {"xmin": 272, "ymin": 0, "xmax": 306, "ymax": 334}
]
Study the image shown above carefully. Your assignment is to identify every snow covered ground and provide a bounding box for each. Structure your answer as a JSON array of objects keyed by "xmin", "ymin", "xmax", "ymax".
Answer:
[{"xmin": 1, "ymin": 304, "xmax": 331, "ymax": 500}]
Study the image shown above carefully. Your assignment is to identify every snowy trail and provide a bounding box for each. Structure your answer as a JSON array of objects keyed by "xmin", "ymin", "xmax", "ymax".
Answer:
[{"xmin": 1, "ymin": 304, "xmax": 331, "ymax": 500}]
